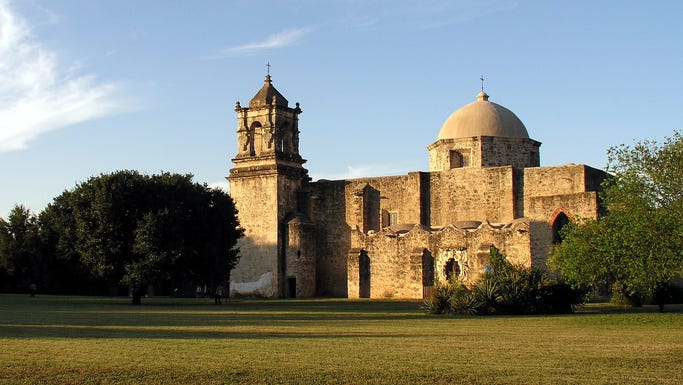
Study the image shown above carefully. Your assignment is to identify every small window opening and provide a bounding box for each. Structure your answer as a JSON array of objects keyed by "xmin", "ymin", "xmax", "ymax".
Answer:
[
  {"xmin": 449, "ymin": 150, "xmax": 470, "ymax": 169},
  {"xmin": 530, "ymin": 151, "xmax": 538, "ymax": 166},
  {"xmin": 388, "ymin": 211, "xmax": 398, "ymax": 226},
  {"xmin": 444, "ymin": 258, "xmax": 461, "ymax": 280}
]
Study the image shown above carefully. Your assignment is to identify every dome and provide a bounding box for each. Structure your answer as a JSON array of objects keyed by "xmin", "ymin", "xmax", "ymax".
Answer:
[{"xmin": 437, "ymin": 91, "xmax": 529, "ymax": 140}]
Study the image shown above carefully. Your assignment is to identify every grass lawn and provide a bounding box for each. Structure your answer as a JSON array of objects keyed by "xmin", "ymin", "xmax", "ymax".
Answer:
[{"xmin": 0, "ymin": 295, "xmax": 681, "ymax": 385}]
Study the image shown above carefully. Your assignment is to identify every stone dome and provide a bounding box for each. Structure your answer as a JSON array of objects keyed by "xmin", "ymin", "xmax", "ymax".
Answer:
[{"xmin": 437, "ymin": 91, "xmax": 529, "ymax": 140}]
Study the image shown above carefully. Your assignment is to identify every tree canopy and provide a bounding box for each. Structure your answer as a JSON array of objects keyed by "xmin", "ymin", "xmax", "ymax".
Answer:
[
  {"xmin": 549, "ymin": 132, "xmax": 683, "ymax": 310},
  {"xmin": 0, "ymin": 205, "xmax": 45, "ymax": 292},
  {"xmin": 38, "ymin": 171, "xmax": 243, "ymax": 303}
]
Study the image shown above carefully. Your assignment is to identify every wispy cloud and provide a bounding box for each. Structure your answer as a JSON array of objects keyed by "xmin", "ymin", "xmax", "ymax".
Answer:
[
  {"xmin": 28, "ymin": 0, "xmax": 62, "ymax": 24},
  {"xmin": 330, "ymin": 0, "xmax": 518, "ymax": 31},
  {"xmin": 310, "ymin": 164, "xmax": 409, "ymax": 181},
  {"xmin": 203, "ymin": 27, "xmax": 314, "ymax": 59},
  {"xmin": 0, "ymin": 1, "xmax": 129, "ymax": 152},
  {"xmin": 208, "ymin": 180, "xmax": 229, "ymax": 193},
  {"xmin": 411, "ymin": 0, "xmax": 518, "ymax": 30}
]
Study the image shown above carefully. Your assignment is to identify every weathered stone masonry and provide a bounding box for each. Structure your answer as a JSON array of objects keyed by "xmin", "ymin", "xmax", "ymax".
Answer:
[{"xmin": 228, "ymin": 76, "xmax": 607, "ymax": 299}]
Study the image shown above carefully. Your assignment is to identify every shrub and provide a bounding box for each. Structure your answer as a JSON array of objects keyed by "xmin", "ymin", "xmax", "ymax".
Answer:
[
  {"xmin": 423, "ymin": 247, "xmax": 585, "ymax": 315},
  {"xmin": 421, "ymin": 280, "xmax": 457, "ymax": 314},
  {"xmin": 449, "ymin": 283, "xmax": 480, "ymax": 315},
  {"xmin": 539, "ymin": 282, "xmax": 586, "ymax": 314}
]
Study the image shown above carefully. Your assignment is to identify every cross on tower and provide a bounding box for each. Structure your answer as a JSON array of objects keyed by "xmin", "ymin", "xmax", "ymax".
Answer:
[
  {"xmin": 266, "ymin": 62, "xmax": 271, "ymax": 76},
  {"xmin": 480, "ymin": 75, "xmax": 485, "ymax": 92}
]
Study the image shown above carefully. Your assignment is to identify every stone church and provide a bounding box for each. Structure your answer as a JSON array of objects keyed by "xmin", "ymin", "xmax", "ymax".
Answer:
[{"xmin": 227, "ymin": 74, "xmax": 607, "ymax": 299}]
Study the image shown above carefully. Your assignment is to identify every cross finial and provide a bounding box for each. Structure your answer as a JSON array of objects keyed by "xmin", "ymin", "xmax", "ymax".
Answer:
[
  {"xmin": 266, "ymin": 62, "xmax": 271, "ymax": 76},
  {"xmin": 480, "ymin": 74, "xmax": 485, "ymax": 92}
]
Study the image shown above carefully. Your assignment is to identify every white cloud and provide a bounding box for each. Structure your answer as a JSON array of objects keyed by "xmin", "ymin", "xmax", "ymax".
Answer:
[
  {"xmin": 0, "ymin": 1, "xmax": 128, "ymax": 152},
  {"xmin": 310, "ymin": 164, "xmax": 408, "ymax": 181},
  {"xmin": 212, "ymin": 165, "xmax": 406, "ymax": 191},
  {"xmin": 204, "ymin": 27, "xmax": 314, "ymax": 59},
  {"xmin": 208, "ymin": 180, "xmax": 230, "ymax": 194}
]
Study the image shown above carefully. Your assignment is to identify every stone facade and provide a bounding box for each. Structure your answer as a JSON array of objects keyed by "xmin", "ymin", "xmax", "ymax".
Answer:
[{"xmin": 228, "ymin": 76, "xmax": 607, "ymax": 299}]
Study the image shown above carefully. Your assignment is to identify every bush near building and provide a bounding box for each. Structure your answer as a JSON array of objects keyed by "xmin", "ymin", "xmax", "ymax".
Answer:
[{"xmin": 423, "ymin": 247, "xmax": 584, "ymax": 315}]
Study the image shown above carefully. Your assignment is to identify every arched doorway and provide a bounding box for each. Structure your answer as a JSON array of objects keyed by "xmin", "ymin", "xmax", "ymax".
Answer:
[
  {"xmin": 421, "ymin": 249, "xmax": 434, "ymax": 299},
  {"xmin": 359, "ymin": 250, "xmax": 371, "ymax": 298}
]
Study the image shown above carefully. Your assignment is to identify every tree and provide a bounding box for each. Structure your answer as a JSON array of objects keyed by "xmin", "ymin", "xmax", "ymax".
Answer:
[
  {"xmin": 549, "ymin": 132, "xmax": 683, "ymax": 311},
  {"xmin": 0, "ymin": 205, "xmax": 46, "ymax": 292},
  {"xmin": 40, "ymin": 171, "xmax": 243, "ymax": 304}
]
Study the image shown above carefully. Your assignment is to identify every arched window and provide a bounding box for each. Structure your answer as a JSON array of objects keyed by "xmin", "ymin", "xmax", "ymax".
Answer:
[
  {"xmin": 280, "ymin": 122, "xmax": 292, "ymax": 154},
  {"xmin": 551, "ymin": 211, "xmax": 570, "ymax": 244},
  {"xmin": 249, "ymin": 121, "xmax": 262, "ymax": 156}
]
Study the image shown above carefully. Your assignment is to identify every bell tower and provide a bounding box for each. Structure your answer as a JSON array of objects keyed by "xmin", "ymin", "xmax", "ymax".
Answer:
[{"xmin": 228, "ymin": 74, "xmax": 308, "ymax": 298}]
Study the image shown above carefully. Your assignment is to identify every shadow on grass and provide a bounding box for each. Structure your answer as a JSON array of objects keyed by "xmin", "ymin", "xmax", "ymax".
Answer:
[
  {"xmin": 0, "ymin": 294, "xmax": 433, "ymax": 340},
  {"xmin": 1, "ymin": 295, "xmax": 681, "ymax": 340},
  {"xmin": 575, "ymin": 302, "xmax": 683, "ymax": 314},
  {"xmin": 0, "ymin": 324, "xmax": 433, "ymax": 340}
]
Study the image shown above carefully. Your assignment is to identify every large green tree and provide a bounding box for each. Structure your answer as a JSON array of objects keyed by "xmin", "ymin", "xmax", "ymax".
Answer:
[
  {"xmin": 549, "ymin": 132, "xmax": 683, "ymax": 311},
  {"xmin": 0, "ymin": 205, "xmax": 46, "ymax": 292},
  {"xmin": 40, "ymin": 171, "xmax": 243, "ymax": 304}
]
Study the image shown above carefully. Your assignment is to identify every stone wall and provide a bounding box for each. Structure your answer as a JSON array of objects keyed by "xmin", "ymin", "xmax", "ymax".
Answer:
[
  {"xmin": 227, "ymin": 77, "xmax": 611, "ymax": 300},
  {"xmin": 348, "ymin": 226, "xmax": 429, "ymax": 298},
  {"xmin": 343, "ymin": 174, "xmax": 424, "ymax": 228},
  {"xmin": 428, "ymin": 137, "xmax": 480, "ymax": 171},
  {"xmin": 523, "ymin": 164, "xmax": 606, "ymax": 221},
  {"xmin": 429, "ymin": 166, "xmax": 516, "ymax": 225},
  {"xmin": 229, "ymin": 172, "xmax": 280, "ymax": 290},
  {"xmin": 285, "ymin": 217, "xmax": 317, "ymax": 297},
  {"xmin": 347, "ymin": 221, "xmax": 533, "ymax": 299},
  {"xmin": 524, "ymin": 164, "xmax": 590, "ymax": 198},
  {"xmin": 228, "ymin": 163, "xmax": 307, "ymax": 298},
  {"xmin": 232, "ymin": 161, "xmax": 604, "ymax": 298},
  {"xmin": 480, "ymin": 137, "xmax": 541, "ymax": 168},
  {"xmin": 526, "ymin": 192, "xmax": 600, "ymax": 223},
  {"xmin": 428, "ymin": 136, "xmax": 540, "ymax": 171},
  {"xmin": 529, "ymin": 220, "xmax": 554, "ymax": 271},
  {"xmin": 307, "ymin": 180, "xmax": 350, "ymax": 297}
]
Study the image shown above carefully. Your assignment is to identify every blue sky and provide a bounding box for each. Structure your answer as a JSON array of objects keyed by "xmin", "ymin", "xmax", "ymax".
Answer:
[{"xmin": 1, "ymin": 0, "xmax": 682, "ymax": 218}]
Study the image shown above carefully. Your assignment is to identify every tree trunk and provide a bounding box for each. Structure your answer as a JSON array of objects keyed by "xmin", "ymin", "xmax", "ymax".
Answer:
[
  {"xmin": 654, "ymin": 283, "xmax": 669, "ymax": 313},
  {"xmin": 131, "ymin": 286, "xmax": 142, "ymax": 305}
]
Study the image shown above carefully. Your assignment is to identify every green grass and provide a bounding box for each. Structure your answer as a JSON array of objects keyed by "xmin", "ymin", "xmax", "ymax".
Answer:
[{"xmin": 0, "ymin": 295, "xmax": 682, "ymax": 385}]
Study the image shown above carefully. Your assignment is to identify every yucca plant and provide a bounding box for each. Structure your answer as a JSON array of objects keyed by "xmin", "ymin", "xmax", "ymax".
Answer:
[
  {"xmin": 473, "ymin": 278, "xmax": 500, "ymax": 315},
  {"xmin": 448, "ymin": 283, "xmax": 479, "ymax": 315},
  {"xmin": 422, "ymin": 280, "xmax": 457, "ymax": 314},
  {"xmin": 423, "ymin": 247, "xmax": 585, "ymax": 315}
]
